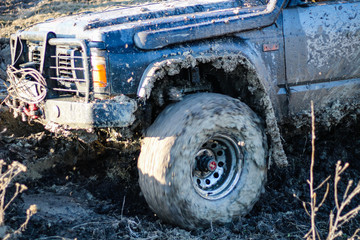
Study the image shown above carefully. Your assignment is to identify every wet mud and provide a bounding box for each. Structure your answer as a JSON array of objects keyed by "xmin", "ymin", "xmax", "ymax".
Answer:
[
  {"xmin": 1, "ymin": 104, "xmax": 360, "ymax": 239},
  {"xmin": 1, "ymin": 1, "xmax": 360, "ymax": 239}
]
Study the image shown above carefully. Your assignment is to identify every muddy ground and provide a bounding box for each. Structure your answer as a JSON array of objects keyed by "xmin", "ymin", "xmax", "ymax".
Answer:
[
  {"xmin": 1, "ymin": 101, "xmax": 360, "ymax": 240},
  {"xmin": 1, "ymin": 0, "xmax": 360, "ymax": 239}
]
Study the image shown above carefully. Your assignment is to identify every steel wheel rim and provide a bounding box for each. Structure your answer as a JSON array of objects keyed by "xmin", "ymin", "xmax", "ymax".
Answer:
[{"xmin": 192, "ymin": 134, "xmax": 243, "ymax": 200}]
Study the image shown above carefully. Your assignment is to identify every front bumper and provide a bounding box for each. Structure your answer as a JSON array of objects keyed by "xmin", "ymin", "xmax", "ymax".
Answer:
[
  {"xmin": 7, "ymin": 31, "xmax": 132, "ymax": 129},
  {"xmin": 43, "ymin": 96, "xmax": 137, "ymax": 129}
]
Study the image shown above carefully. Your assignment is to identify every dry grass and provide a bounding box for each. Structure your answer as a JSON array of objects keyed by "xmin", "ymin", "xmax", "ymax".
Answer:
[
  {"xmin": 0, "ymin": 160, "xmax": 37, "ymax": 239},
  {"xmin": 297, "ymin": 101, "xmax": 360, "ymax": 240}
]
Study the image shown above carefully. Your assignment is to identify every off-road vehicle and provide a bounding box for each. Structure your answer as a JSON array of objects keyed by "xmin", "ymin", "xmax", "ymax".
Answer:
[{"xmin": 4, "ymin": 0, "xmax": 360, "ymax": 229}]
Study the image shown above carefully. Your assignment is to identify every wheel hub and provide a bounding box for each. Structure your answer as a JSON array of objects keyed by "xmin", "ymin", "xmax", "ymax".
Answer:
[
  {"xmin": 192, "ymin": 134, "xmax": 243, "ymax": 200},
  {"xmin": 195, "ymin": 151, "xmax": 217, "ymax": 172}
]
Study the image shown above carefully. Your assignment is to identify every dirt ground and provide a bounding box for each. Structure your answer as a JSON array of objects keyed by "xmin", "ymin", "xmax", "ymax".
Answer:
[
  {"xmin": 1, "ymin": 0, "xmax": 360, "ymax": 239},
  {"xmin": 1, "ymin": 102, "xmax": 360, "ymax": 240}
]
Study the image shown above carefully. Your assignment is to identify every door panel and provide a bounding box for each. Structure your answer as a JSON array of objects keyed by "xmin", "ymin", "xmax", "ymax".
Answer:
[{"xmin": 283, "ymin": 1, "xmax": 360, "ymax": 85}]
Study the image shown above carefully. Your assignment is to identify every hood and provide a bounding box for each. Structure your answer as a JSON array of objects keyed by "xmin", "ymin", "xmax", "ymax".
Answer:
[{"xmin": 28, "ymin": 0, "xmax": 264, "ymax": 41}]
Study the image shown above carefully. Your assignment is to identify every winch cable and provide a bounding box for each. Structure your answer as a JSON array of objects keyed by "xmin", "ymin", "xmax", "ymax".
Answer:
[{"xmin": 6, "ymin": 65, "xmax": 47, "ymax": 104}]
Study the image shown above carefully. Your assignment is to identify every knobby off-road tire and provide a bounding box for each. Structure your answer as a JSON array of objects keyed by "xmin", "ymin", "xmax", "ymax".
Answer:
[{"xmin": 138, "ymin": 93, "xmax": 267, "ymax": 229}]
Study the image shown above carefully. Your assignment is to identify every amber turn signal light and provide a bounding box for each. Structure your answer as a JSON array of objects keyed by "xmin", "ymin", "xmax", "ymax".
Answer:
[{"xmin": 91, "ymin": 56, "xmax": 107, "ymax": 88}]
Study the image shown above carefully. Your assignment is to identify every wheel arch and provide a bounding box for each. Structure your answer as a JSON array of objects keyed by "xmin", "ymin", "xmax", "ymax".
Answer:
[{"xmin": 137, "ymin": 50, "xmax": 288, "ymax": 167}]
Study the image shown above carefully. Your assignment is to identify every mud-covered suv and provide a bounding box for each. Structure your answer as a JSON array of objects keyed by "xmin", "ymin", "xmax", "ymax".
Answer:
[{"xmin": 5, "ymin": 0, "xmax": 360, "ymax": 229}]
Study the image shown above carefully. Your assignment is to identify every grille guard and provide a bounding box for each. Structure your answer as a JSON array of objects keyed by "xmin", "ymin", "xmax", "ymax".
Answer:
[{"xmin": 10, "ymin": 32, "xmax": 91, "ymax": 103}]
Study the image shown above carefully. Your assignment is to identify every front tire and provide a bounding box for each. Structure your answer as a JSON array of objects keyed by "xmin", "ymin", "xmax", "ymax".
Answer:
[{"xmin": 138, "ymin": 93, "xmax": 267, "ymax": 229}]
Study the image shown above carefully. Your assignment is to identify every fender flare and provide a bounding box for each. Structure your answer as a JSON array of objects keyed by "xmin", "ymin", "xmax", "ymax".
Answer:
[{"xmin": 137, "ymin": 50, "xmax": 288, "ymax": 167}]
